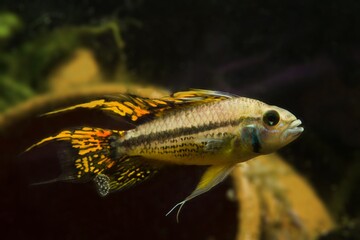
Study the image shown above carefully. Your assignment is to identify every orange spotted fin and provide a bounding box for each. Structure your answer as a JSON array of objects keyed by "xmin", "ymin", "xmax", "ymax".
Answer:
[
  {"xmin": 41, "ymin": 98, "xmax": 153, "ymax": 123},
  {"xmin": 93, "ymin": 156, "xmax": 161, "ymax": 196},
  {"xmin": 26, "ymin": 127, "xmax": 125, "ymax": 182},
  {"xmin": 41, "ymin": 89, "xmax": 234, "ymax": 123},
  {"xmin": 26, "ymin": 127, "xmax": 161, "ymax": 194}
]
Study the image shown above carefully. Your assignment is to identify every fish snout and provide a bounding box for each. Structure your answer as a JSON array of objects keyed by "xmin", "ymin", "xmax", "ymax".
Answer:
[{"xmin": 281, "ymin": 119, "xmax": 304, "ymax": 143}]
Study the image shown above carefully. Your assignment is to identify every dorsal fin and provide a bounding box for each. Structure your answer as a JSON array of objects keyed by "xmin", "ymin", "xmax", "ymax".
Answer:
[
  {"xmin": 138, "ymin": 89, "xmax": 235, "ymax": 117},
  {"xmin": 171, "ymin": 89, "xmax": 237, "ymax": 101},
  {"xmin": 42, "ymin": 89, "xmax": 235, "ymax": 124}
]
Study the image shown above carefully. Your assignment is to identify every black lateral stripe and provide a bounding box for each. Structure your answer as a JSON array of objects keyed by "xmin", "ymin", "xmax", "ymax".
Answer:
[{"xmin": 123, "ymin": 117, "xmax": 259, "ymax": 147}]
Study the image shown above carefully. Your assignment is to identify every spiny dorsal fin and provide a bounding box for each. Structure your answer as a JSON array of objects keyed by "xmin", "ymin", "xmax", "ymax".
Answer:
[
  {"xmin": 41, "ymin": 89, "xmax": 235, "ymax": 124},
  {"xmin": 171, "ymin": 89, "xmax": 237, "ymax": 101}
]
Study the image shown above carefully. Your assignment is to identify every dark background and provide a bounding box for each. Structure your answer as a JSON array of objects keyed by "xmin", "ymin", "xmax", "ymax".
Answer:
[{"xmin": 0, "ymin": 1, "xmax": 359, "ymax": 239}]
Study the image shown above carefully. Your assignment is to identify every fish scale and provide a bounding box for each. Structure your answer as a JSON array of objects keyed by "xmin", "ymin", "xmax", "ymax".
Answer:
[
  {"xmin": 122, "ymin": 98, "xmax": 259, "ymax": 164},
  {"xmin": 127, "ymin": 98, "xmax": 244, "ymax": 139}
]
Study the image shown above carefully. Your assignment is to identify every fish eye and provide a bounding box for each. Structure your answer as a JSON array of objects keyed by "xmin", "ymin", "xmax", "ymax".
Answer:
[{"xmin": 263, "ymin": 110, "xmax": 280, "ymax": 127}]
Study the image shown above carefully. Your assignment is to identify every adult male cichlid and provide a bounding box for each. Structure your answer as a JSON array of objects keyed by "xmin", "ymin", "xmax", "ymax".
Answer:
[{"xmin": 26, "ymin": 89, "xmax": 304, "ymax": 220}]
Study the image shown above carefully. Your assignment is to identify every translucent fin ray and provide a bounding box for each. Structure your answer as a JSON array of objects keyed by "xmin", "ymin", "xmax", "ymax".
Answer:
[{"xmin": 167, "ymin": 163, "xmax": 236, "ymax": 222}]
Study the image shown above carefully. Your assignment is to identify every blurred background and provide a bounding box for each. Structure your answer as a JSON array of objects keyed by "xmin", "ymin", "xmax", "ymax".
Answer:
[{"xmin": 0, "ymin": 1, "xmax": 359, "ymax": 239}]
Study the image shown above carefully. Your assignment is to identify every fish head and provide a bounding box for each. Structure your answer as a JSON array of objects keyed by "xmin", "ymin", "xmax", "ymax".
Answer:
[
  {"xmin": 258, "ymin": 105, "xmax": 303, "ymax": 153},
  {"xmin": 241, "ymin": 104, "xmax": 304, "ymax": 154}
]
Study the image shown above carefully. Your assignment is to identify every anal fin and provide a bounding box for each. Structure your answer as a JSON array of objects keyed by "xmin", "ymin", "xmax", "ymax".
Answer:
[
  {"xmin": 93, "ymin": 156, "xmax": 161, "ymax": 196},
  {"xmin": 167, "ymin": 163, "xmax": 236, "ymax": 222}
]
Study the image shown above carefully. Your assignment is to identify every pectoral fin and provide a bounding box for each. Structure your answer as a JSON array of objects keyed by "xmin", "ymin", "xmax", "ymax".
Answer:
[{"xmin": 166, "ymin": 163, "xmax": 236, "ymax": 222}]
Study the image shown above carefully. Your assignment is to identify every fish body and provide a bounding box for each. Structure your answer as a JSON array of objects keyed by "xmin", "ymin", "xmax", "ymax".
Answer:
[
  {"xmin": 26, "ymin": 89, "xmax": 303, "ymax": 219},
  {"xmin": 120, "ymin": 96, "xmax": 301, "ymax": 165},
  {"xmin": 122, "ymin": 98, "xmax": 246, "ymax": 165}
]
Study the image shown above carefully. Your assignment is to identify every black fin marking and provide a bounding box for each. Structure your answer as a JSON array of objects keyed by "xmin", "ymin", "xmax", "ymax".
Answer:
[
  {"xmin": 94, "ymin": 174, "xmax": 111, "ymax": 196},
  {"xmin": 95, "ymin": 157, "xmax": 161, "ymax": 195}
]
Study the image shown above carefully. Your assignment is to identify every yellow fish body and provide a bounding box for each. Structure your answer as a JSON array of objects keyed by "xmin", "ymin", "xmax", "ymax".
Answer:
[{"xmin": 26, "ymin": 89, "xmax": 303, "ymax": 219}]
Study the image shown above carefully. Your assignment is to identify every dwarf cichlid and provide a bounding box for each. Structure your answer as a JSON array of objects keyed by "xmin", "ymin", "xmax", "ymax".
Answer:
[{"xmin": 26, "ymin": 89, "xmax": 304, "ymax": 220}]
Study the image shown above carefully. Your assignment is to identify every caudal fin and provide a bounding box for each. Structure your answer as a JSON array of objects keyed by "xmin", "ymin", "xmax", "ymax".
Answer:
[
  {"xmin": 26, "ymin": 127, "xmax": 123, "ymax": 182},
  {"xmin": 26, "ymin": 127, "xmax": 161, "ymax": 195}
]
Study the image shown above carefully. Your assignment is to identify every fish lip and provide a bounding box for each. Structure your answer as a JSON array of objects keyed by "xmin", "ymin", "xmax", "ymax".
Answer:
[
  {"xmin": 281, "ymin": 119, "xmax": 304, "ymax": 142},
  {"xmin": 289, "ymin": 119, "xmax": 302, "ymax": 128}
]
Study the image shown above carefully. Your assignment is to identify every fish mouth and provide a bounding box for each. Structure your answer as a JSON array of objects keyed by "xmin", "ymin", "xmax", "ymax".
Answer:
[{"xmin": 281, "ymin": 119, "xmax": 304, "ymax": 142}]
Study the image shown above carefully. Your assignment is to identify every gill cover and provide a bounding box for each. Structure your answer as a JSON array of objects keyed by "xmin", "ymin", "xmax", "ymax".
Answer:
[{"xmin": 241, "ymin": 125, "xmax": 262, "ymax": 153}]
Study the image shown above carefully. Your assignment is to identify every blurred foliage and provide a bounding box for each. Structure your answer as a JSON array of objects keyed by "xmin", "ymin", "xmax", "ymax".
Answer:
[
  {"xmin": 0, "ymin": 12, "xmax": 125, "ymax": 112},
  {"xmin": 0, "ymin": 12, "xmax": 22, "ymax": 42}
]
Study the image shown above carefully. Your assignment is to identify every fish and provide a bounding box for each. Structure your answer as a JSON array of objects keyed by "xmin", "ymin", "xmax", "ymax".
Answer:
[{"xmin": 25, "ymin": 89, "xmax": 304, "ymax": 220}]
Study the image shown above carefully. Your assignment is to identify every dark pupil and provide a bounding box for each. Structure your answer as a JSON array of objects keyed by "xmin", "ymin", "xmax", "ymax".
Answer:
[{"xmin": 263, "ymin": 110, "xmax": 280, "ymax": 126}]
